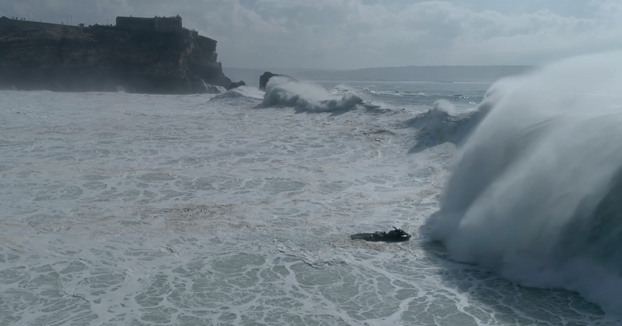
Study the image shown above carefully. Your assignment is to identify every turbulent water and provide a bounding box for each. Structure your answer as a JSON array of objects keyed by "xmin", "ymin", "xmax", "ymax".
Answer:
[
  {"xmin": 1, "ymin": 61, "xmax": 621, "ymax": 325},
  {"xmin": 431, "ymin": 51, "xmax": 622, "ymax": 316}
]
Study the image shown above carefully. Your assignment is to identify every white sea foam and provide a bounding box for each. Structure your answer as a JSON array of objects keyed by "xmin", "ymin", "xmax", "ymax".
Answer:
[
  {"xmin": 263, "ymin": 76, "xmax": 363, "ymax": 112},
  {"xmin": 209, "ymin": 85, "xmax": 265, "ymax": 104},
  {"xmin": 0, "ymin": 89, "xmax": 445, "ymax": 325},
  {"xmin": 431, "ymin": 50, "xmax": 622, "ymax": 314},
  {"xmin": 201, "ymin": 81, "xmax": 227, "ymax": 94},
  {"xmin": 406, "ymin": 100, "xmax": 485, "ymax": 153},
  {"xmin": 330, "ymin": 84, "xmax": 351, "ymax": 94},
  {"xmin": 363, "ymin": 88, "xmax": 403, "ymax": 97},
  {"xmin": 0, "ymin": 76, "xmax": 618, "ymax": 325}
]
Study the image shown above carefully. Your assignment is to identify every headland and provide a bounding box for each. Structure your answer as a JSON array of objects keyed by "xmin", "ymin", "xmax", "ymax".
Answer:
[{"xmin": 0, "ymin": 16, "xmax": 243, "ymax": 93}]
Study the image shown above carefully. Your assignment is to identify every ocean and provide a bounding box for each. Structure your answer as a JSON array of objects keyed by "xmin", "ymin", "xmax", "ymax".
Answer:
[{"xmin": 2, "ymin": 53, "xmax": 622, "ymax": 325}]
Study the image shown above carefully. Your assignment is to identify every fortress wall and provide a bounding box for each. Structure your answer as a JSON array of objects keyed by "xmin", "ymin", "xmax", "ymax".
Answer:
[
  {"xmin": 154, "ymin": 17, "xmax": 181, "ymax": 31},
  {"xmin": 115, "ymin": 16, "xmax": 182, "ymax": 32},
  {"xmin": 116, "ymin": 17, "xmax": 155, "ymax": 31},
  {"xmin": 0, "ymin": 16, "xmax": 81, "ymax": 30}
]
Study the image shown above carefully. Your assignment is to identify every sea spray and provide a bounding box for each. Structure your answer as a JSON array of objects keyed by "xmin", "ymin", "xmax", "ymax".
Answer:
[
  {"xmin": 201, "ymin": 80, "xmax": 227, "ymax": 94},
  {"xmin": 407, "ymin": 100, "xmax": 486, "ymax": 152},
  {"xmin": 209, "ymin": 85, "xmax": 265, "ymax": 104},
  {"xmin": 262, "ymin": 76, "xmax": 363, "ymax": 112},
  {"xmin": 428, "ymin": 50, "xmax": 622, "ymax": 313}
]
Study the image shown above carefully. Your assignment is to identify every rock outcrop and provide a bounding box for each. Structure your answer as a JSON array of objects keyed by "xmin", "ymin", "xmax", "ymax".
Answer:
[
  {"xmin": 0, "ymin": 16, "xmax": 244, "ymax": 93},
  {"xmin": 229, "ymin": 80, "xmax": 246, "ymax": 89},
  {"xmin": 259, "ymin": 71, "xmax": 296, "ymax": 91}
]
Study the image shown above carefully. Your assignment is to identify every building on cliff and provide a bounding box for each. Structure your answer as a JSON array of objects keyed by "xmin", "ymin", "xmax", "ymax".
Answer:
[
  {"xmin": 115, "ymin": 16, "xmax": 182, "ymax": 32},
  {"xmin": 114, "ymin": 16, "xmax": 217, "ymax": 57},
  {"xmin": 0, "ymin": 15, "xmax": 243, "ymax": 93}
]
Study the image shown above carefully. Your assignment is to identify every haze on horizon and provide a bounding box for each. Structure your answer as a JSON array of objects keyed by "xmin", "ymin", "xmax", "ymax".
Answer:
[{"xmin": 1, "ymin": 0, "xmax": 621, "ymax": 70}]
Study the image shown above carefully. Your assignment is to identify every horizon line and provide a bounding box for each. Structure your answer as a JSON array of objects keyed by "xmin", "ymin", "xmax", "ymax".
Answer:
[{"xmin": 224, "ymin": 65, "xmax": 537, "ymax": 71}]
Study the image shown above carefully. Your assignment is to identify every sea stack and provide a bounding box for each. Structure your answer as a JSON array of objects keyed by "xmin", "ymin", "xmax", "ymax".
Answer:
[{"xmin": 259, "ymin": 71, "xmax": 297, "ymax": 91}]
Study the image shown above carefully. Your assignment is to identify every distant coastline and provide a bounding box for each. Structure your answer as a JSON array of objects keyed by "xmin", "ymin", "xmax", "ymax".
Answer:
[{"xmin": 225, "ymin": 66, "xmax": 534, "ymax": 87}]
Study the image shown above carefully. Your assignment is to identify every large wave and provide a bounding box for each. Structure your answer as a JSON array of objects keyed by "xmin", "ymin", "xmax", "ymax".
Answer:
[
  {"xmin": 201, "ymin": 81, "xmax": 227, "ymax": 94},
  {"xmin": 427, "ymin": 51, "xmax": 622, "ymax": 313},
  {"xmin": 407, "ymin": 100, "xmax": 485, "ymax": 153},
  {"xmin": 262, "ymin": 77, "xmax": 363, "ymax": 112}
]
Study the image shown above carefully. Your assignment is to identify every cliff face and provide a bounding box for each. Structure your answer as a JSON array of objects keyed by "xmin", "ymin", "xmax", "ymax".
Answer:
[{"xmin": 0, "ymin": 17, "xmax": 237, "ymax": 93}]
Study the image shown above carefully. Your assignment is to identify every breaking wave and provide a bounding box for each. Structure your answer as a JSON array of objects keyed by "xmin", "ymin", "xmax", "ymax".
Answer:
[
  {"xmin": 407, "ymin": 100, "xmax": 485, "ymax": 152},
  {"xmin": 363, "ymin": 88, "xmax": 403, "ymax": 97},
  {"xmin": 262, "ymin": 77, "xmax": 363, "ymax": 112},
  {"xmin": 209, "ymin": 86, "xmax": 264, "ymax": 104},
  {"xmin": 427, "ymin": 50, "xmax": 622, "ymax": 313},
  {"xmin": 201, "ymin": 81, "xmax": 227, "ymax": 94}
]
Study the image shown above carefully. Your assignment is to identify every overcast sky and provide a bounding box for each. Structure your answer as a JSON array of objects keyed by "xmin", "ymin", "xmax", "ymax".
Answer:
[{"xmin": 2, "ymin": 0, "xmax": 621, "ymax": 69}]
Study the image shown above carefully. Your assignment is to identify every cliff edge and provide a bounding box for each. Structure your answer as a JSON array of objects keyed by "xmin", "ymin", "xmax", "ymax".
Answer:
[{"xmin": 0, "ymin": 16, "xmax": 241, "ymax": 93}]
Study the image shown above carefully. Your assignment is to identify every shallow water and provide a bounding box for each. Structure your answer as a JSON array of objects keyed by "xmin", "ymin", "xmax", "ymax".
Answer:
[{"xmin": 0, "ymin": 86, "xmax": 618, "ymax": 325}]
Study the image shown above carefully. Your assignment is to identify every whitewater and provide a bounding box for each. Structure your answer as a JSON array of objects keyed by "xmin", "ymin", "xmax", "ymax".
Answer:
[{"xmin": 1, "ymin": 53, "xmax": 622, "ymax": 325}]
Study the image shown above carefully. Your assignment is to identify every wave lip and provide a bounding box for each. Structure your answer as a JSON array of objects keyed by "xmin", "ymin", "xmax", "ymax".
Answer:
[
  {"xmin": 262, "ymin": 77, "xmax": 363, "ymax": 112},
  {"xmin": 209, "ymin": 86, "xmax": 265, "ymax": 104},
  {"xmin": 201, "ymin": 81, "xmax": 227, "ymax": 94},
  {"xmin": 363, "ymin": 88, "xmax": 403, "ymax": 97},
  {"xmin": 427, "ymin": 50, "xmax": 622, "ymax": 314},
  {"xmin": 407, "ymin": 100, "xmax": 484, "ymax": 153}
]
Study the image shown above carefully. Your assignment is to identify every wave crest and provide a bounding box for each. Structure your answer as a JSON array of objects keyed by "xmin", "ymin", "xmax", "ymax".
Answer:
[
  {"xmin": 407, "ymin": 100, "xmax": 486, "ymax": 153},
  {"xmin": 209, "ymin": 86, "xmax": 264, "ymax": 103},
  {"xmin": 427, "ymin": 51, "xmax": 622, "ymax": 313},
  {"xmin": 201, "ymin": 82, "xmax": 227, "ymax": 94},
  {"xmin": 263, "ymin": 77, "xmax": 363, "ymax": 112}
]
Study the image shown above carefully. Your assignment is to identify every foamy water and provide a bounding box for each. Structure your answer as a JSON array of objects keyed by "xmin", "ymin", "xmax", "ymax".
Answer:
[
  {"xmin": 431, "ymin": 51, "xmax": 622, "ymax": 317},
  {"xmin": 0, "ymin": 77, "xmax": 619, "ymax": 325}
]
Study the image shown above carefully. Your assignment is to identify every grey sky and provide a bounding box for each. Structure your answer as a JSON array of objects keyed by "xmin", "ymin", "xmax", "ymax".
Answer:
[{"xmin": 1, "ymin": 0, "xmax": 621, "ymax": 69}]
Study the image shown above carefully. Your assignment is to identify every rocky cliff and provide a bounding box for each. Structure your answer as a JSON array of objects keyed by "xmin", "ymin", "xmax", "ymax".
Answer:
[{"xmin": 0, "ymin": 16, "xmax": 241, "ymax": 93}]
